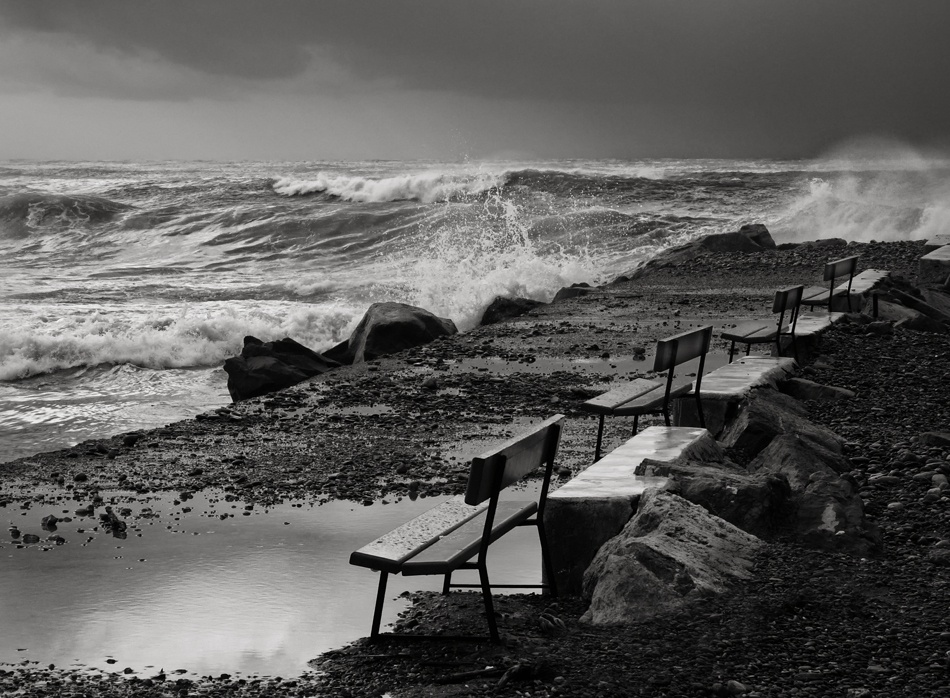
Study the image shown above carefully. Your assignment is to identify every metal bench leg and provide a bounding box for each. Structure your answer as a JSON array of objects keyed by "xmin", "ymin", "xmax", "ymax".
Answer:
[
  {"xmin": 694, "ymin": 392, "xmax": 705, "ymax": 429},
  {"xmin": 594, "ymin": 415, "xmax": 605, "ymax": 462},
  {"xmin": 371, "ymin": 571, "xmax": 389, "ymax": 639},
  {"xmin": 744, "ymin": 343, "xmax": 751, "ymax": 356},
  {"xmin": 662, "ymin": 407, "xmax": 671, "ymax": 427},
  {"xmin": 537, "ymin": 521, "xmax": 558, "ymax": 598},
  {"xmin": 728, "ymin": 341, "xmax": 736, "ymax": 363},
  {"xmin": 632, "ymin": 414, "xmax": 640, "ymax": 435},
  {"xmin": 478, "ymin": 562, "xmax": 500, "ymax": 643},
  {"xmin": 442, "ymin": 572, "xmax": 452, "ymax": 595}
]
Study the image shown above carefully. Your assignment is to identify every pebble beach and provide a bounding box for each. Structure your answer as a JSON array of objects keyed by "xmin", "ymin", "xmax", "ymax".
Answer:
[{"xmin": 3, "ymin": 237, "xmax": 950, "ymax": 697}]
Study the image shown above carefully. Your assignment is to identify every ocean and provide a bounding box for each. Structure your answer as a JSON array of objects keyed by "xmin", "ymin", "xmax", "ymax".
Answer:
[{"xmin": 3, "ymin": 157, "xmax": 949, "ymax": 463}]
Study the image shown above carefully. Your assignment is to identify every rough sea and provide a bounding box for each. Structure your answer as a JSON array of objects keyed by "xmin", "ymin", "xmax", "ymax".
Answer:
[{"xmin": 3, "ymin": 157, "xmax": 949, "ymax": 463}]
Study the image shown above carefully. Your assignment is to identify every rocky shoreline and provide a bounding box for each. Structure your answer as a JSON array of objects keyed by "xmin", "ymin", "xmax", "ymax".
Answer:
[{"xmin": 3, "ymin": 237, "xmax": 950, "ymax": 697}]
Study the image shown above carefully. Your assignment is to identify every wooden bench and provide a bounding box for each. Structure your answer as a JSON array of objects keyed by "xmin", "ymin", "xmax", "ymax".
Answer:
[
  {"xmin": 580, "ymin": 326, "xmax": 712, "ymax": 461},
  {"xmin": 721, "ymin": 285, "xmax": 804, "ymax": 362},
  {"xmin": 349, "ymin": 415, "xmax": 563, "ymax": 643},
  {"xmin": 802, "ymin": 255, "xmax": 859, "ymax": 311}
]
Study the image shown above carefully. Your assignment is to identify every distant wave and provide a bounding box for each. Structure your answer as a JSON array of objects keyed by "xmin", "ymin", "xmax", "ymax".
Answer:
[
  {"xmin": 272, "ymin": 170, "xmax": 505, "ymax": 203},
  {"xmin": 0, "ymin": 192, "xmax": 131, "ymax": 237}
]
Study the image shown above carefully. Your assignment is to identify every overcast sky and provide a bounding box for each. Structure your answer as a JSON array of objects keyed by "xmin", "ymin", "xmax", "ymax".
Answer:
[{"xmin": 1, "ymin": 0, "xmax": 948, "ymax": 162}]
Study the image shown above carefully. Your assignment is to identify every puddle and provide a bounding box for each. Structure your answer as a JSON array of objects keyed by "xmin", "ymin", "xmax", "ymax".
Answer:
[{"xmin": 0, "ymin": 488, "xmax": 543, "ymax": 678}]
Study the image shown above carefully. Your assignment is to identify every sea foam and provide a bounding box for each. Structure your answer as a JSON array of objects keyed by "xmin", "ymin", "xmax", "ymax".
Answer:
[{"xmin": 271, "ymin": 170, "xmax": 505, "ymax": 203}]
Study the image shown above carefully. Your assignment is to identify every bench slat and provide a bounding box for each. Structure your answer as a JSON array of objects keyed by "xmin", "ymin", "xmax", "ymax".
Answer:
[
  {"xmin": 721, "ymin": 322, "xmax": 774, "ymax": 342},
  {"xmin": 349, "ymin": 496, "xmax": 486, "ymax": 573},
  {"xmin": 612, "ymin": 380, "xmax": 692, "ymax": 416},
  {"xmin": 400, "ymin": 500, "xmax": 538, "ymax": 576},
  {"xmin": 465, "ymin": 415, "xmax": 563, "ymax": 506},
  {"xmin": 654, "ymin": 326, "xmax": 711, "ymax": 372},
  {"xmin": 579, "ymin": 378, "xmax": 663, "ymax": 414}
]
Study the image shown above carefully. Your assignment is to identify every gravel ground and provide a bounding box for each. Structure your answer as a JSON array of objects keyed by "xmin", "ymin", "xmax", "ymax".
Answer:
[{"xmin": 3, "ymin": 238, "xmax": 949, "ymax": 697}]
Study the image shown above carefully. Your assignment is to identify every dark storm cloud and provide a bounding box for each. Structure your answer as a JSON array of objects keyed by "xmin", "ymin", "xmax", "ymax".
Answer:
[{"xmin": 2, "ymin": 0, "xmax": 949, "ymax": 157}]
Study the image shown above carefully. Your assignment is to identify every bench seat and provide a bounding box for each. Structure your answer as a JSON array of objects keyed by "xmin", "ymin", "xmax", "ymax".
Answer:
[
  {"xmin": 400, "ymin": 500, "xmax": 538, "ymax": 576},
  {"xmin": 580, "ymin": 378, "xmax": 664, "ymax": 414}
]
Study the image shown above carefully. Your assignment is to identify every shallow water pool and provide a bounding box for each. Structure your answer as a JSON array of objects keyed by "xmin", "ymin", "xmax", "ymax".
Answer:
[{"xmin": 0, "ymin": 488, "xmax": 542, "ymax": 679}]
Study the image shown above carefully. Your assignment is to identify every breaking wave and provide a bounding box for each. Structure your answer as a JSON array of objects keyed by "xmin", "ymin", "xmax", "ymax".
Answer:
[{"xmin": 272, "ymin": 170, "xmax": 506, "ymax": 203}]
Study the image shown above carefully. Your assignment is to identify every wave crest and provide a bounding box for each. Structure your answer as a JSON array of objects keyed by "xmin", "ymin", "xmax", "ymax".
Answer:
[
  {"xmin": 271, "ymin": 170, "xmax": 505, "ymax": 203},
  {"xmin": 0, "ymin": 193, "xmax": 130, "ymax": 237}
]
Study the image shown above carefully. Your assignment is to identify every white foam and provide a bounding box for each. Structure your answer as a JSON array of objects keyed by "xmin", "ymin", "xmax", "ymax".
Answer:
[
  {"xmin": 0, "ymin": 300, "xmax": 362, "ymax": 380},
  {"xmin": 272, "ymin": 170, "xmax": 505, "ymax": 203}
]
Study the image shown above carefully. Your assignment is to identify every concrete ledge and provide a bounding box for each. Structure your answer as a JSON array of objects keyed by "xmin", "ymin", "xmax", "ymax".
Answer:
[
  {"xmin": 924, "ymin": 235, "xmax": 950, "ymax": 253},
  {"xmin": 677, "ymin": 356, "xmax": 797, "ymax": 434},
  {"xmin": 920, "ymin": 245, "xmax": 950, "ymax": 284},
  {"xmin": 546, "ymin": 426, "xmax": 719, "ymax": 595},
  {"xmin": 830, "ymin": 269, "xmax": 889, "ymax": 312}
]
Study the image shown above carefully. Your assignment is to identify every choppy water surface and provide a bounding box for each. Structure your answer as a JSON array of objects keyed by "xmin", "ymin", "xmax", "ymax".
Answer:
[
  {"xmin": 4, "ymin": 155, "xmax": 950, "ymax": 462},
  {"xmin": 0, "ymin": 488, "xmax": 543, "ymax": 677}
]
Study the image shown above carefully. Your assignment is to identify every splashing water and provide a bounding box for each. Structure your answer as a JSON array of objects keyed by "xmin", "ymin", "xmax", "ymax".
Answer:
[{"xmin": 399, "ymin": 193, "xmax": 603, "ymax": 330}]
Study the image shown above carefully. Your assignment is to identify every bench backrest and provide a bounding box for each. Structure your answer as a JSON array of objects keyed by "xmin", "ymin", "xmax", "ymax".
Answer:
[
  {"xmin": 653, "ymin": 325, "xmax": 713, "ymax": 373},
  {"xmin": 822, "ymin": 255, "xmax": 858, "ymax": 282},
  {"xmin": 772, "ymin": 284, "xmax": 804, "ymax": 315},
  {"xmin": 464, "ymin": 414, "xmax": 564, "ymax": 506}
]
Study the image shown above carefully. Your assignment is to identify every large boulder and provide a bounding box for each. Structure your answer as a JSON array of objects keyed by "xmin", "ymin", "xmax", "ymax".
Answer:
[
  {"xmin": 325, "ymin": 302, "xmax": 458, "ymax": 365},
  {"xmin": 719, "ymin": 388, "xmax": 844, "ymax": 459},
  {"xmin": 697, "ymin": 223, "xmax": 776, "ymax": 253},
  {"xmin": 223, "ymin": 336, "xmax": 340, "ymax": 402},
  {"xmin": 581, "ymin": 489, "xmax": 763, "ymax": 625},
  {"xmin": 658, "ymin": 462, "xmax": 792, "ymax": 538},
  {"xmin": 628, "ymin": 223, "xmax": 776, "ymax": 279},
  {"xmin": 479, "ymin": 296, "xmax": 544, "ymax": 325},
  {"xmin": 748, "ymin": 433, "xmax": 848, "ymax": 491},
  {"xmin": 793, "ymin": 473, "xmax": 882, "ymax": 557}
]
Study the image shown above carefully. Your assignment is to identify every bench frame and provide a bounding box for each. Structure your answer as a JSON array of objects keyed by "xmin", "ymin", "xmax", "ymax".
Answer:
[
  {"xmin": 803, "ymin": 255, "xmax": 859, "ymax": 312},
  {"xmin": 350, "ymin": 415, "xmax": 564, "ymax": 644},
  {"xmin": 722, "ymin": 284, "xmax": 804, "ymax": 363},
  {"xmin": 585, "ymin": 326, "xmax": 711, "ymax": 461}
]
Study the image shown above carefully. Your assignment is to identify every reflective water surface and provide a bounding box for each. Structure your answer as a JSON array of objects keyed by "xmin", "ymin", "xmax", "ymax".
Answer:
[{"xmin": 0, "ymin": 488, "xmax": 542, "ymax": 678}]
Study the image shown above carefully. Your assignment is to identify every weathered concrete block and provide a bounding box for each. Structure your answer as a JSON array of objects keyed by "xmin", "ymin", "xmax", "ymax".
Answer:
[
  {"xmin": 919, "ymin": 245, "xmax": 950, "ymax": 285},
  {"xmin": 546, "ymin": 426, "xmax": 718, "ymax": 595}
]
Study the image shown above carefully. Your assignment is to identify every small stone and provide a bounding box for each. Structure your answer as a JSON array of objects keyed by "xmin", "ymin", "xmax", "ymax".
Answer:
[
  {"xmin": 726, "ymin": 679, "xmax": 750, "ymax": 694},
  {"xmin": 21, "ymin": 534, "xmax": 40, "ymax": 544},
  {"xmin": 886, "ymin": 502, "xmax": 904, "ymax": 510},
  {"xmin": 73, "ymin": 473, "xmax": 88, "ymax": 483}
]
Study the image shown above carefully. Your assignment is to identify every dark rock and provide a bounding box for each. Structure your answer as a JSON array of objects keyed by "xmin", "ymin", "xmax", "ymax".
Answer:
[
  {"xmin": 748, "ymin": 433, "xmax": 849, "ymax": 491},
  {"xmin": 480, "ymin": 296, "xmax": 544, "ymax": 325},
  {"xmin": 919, "ymin": 431, "xmax": 950, "ymax": 448},
  {"xmin": 628, "ymin": 224, "xmax": 775, "ymax": 279},
  {"xmin": 780, "ymin": 378, "xmax": 855, "ymax": 402},
  {"xmin": 223, "ymin": 336, "xmax": 340, "ymax": 402},
  {"xmin": 659, "ymin": 461, "xmax": 792, "ymax": 538},
  {"xmin": 21, "ymin": 533, "xmax": 40, "ymax": 544},
  {"xmin": 581, "ymin": 490, "xmax": 763, "ymax": 625},
  {"xmin": 865, "ymin": 320, "xmax": 894, "ymax": 335},
  {"xmin": 324, "ymin": 302, "xmax": 457, "ymax": 365},
  {"xmin": 793, "ymin": 474, "xmax": 882, "ymax": 557},
  {"xmin": 553, "ymin": 283, "xmax": 595, "ymax": 302},
  {"xmin": 719, "ymin": 388, "xmax": 843, "ymax": 459}
]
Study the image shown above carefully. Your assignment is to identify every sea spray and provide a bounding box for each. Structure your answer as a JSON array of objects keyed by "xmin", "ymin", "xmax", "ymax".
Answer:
[
  {"xmin": 272, "ymin": 169, "xmax": 506, "ymax": 203},
  {"xmin": 395, "ymin": 192, "xmax": 603, "ymax": 330}
]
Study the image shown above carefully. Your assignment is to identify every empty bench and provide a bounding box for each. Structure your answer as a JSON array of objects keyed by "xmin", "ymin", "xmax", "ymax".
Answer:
[
  {"xmin": 580, "ymin": 325, "xmax": 712, "ymax": 461},
  {"xmin": 722, "ymin": 285, "xmax": 804, "ymax": 362},
  {"xmin": 803, "ymin": 255, "xmax": 889, "ymax": 312},
  {"xmin": 349, "ymin": 415, "xmax": 563, "ymax": 643}
]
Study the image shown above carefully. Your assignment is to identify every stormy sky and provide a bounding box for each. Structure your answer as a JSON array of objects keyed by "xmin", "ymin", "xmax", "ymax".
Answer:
[{"xmin": 1, "ymin": 0, "xmax": 948, "ymax": 161}]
